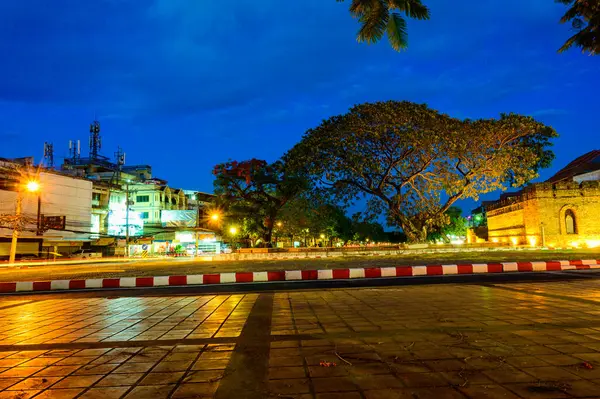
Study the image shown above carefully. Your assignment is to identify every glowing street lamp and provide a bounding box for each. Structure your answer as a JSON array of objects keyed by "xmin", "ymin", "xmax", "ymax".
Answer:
[
  {"xmin": 9, "ymin": 179, "xmax": 41, "ymax": 263},
  {"xmin": 26, "ymin": 181, "xmax": 40, "ymax": 193},
  {"xmin": 229, "ymin": 226, "xmax": 238, "ymax": 235}
]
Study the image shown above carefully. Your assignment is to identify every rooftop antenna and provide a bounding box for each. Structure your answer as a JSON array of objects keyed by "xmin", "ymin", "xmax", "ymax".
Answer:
[
  {"xmin": 68, "ymin": 139, "xmax": 81, "ymax": 162},
  {"xmin": 89, "ymin": 118, "xmax": 101, "ymax": 160},
  {"xmin": 43, "ymin": 142, "xmax": 54, "ymax": 169},
  {"xmin": 114, "ymin": 146, "xmax": 126, "ymax": 183}
]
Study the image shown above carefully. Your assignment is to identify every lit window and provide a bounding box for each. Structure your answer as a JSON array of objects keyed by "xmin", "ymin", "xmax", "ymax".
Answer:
[
  {"xmin": 136, "ymin": 195, "xmax": 150, "ymax": 203},
  {"xmin": 565, "ymin": 210, "xmax": 577, "ymax": 234}
]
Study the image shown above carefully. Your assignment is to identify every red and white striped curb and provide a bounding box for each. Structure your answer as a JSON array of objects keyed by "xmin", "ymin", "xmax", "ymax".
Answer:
[{"xmin": 1, "ymin": 259, "xmax": 599, "ymax": 293}]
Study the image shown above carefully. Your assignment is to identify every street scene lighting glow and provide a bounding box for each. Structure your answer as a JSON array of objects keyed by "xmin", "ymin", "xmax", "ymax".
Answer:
[
  {"xmin": 229, "ymin": 227, "xmax": 238, "ymax": 235},
  {"xmin": 211, "ymin": 213, "xmax": 220, "ymax": 221},
  {"xmin": 26, "ymin": 181, "xmax": 40, "ymax": 192}
]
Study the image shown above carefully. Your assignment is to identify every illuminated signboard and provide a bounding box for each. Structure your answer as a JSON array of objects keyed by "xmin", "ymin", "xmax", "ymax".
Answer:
[
  {"xmin": 161, "ymin": 210, "xmax": 197, "ymax": 227},
  {"xmin": 107, "ymin": 199, "xmax": 144, "ymax": 237}
]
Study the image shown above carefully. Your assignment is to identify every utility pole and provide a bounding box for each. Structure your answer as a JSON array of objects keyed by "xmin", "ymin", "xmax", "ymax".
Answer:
[
  {"xmin": 36, "ymin": 194, "xmax": 42, "ymax": 237},
  {"xmin": 195, "ymin": 193, "xmax": 200, "ymax": 258},
  {"xmin": 8, "ymin": 193, "xmax": 23, "ymax": 264},
  {"xmin": 125, "ymin": 181, "xmax": 130, "ymax": 258}
]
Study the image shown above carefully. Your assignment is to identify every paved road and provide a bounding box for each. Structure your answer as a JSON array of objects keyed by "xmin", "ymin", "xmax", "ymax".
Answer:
[
  {"xmin": 3, "ymin": 274, "xmax": 600, "ymax": 398},
  {"xmin": 0, "ymin": 249, "xmax": 598, "ymax": 282}
]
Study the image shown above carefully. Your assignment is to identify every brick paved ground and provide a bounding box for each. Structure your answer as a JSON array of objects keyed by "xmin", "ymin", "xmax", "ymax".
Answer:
[
  {"xmin": 0, "ymin": 249, "xmax": 597, "ymax": 282},
  {"xmin": 3, "ymin": 278, "xmax": 600, "ymax": 397}
]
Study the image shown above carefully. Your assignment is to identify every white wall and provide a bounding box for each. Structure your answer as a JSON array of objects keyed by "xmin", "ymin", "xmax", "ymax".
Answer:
[
  {"xmin": 574, "ymin": 170, "xmax": 600, "ymax": 183},
  {"xmin": 0, "ymin": 172, "xmax": 93, "ymax": 240}
]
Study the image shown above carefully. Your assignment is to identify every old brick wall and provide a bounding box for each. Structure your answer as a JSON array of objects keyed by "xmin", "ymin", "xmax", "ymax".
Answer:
[{"xmin": 486, "ymin": 181, "xmax": 600, "ymax": 248}]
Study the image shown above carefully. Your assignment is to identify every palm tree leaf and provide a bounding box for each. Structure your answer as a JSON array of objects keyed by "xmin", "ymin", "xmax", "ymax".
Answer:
[
  {"xmin": 389, "ymin": 0, "xmax": 430, "ymax": 20},
  {"xmin": 348, "ymin": 0, "xmax": 374, "ymax": 16},
  {"xmin": 387, "ymin": 12, "xmax": 408, "ymax": 50},
  {"xmin": 357, "ymin": 2, "xmax": 389, "ymax": 44}
]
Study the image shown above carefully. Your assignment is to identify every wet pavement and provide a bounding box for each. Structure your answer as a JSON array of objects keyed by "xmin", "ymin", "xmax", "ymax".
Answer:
[{"xmin": 3, "ymin": 277, "xmax": 600, "ymax": 398}]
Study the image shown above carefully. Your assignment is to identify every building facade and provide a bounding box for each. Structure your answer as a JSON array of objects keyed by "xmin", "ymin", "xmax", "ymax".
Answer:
[
  {"xmin": 0, "ymin": 159, "xmax": 93, "ymax": 257},
  {"xmin": 485, "ymin": 150, "xmax": 600, "ymax": 248}
]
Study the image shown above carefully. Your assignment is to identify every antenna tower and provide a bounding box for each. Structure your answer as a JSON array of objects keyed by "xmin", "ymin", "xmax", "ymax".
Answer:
[
  {"xmin": 43, "ymin": 142, "xmax": 54, "ymax": 169},
  {"xmin": 68, "ymin": 139, "xmax": 81, "ymax": 162},
  {"xmin": 114, "ymin": 147, "xmax": 126, "ymax": 183},
  {"xmin": 89, "ymin": 120, "xmax": 101, "ymax": 160}
]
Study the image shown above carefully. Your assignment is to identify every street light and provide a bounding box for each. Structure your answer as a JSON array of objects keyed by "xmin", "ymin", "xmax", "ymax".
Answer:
[
  {"xmin": 229, "ymin": 227, "xmax": 238, "ymax": 235},
  {"xmin": 26, "ymin": 181, "xmax": 40, "ymax": 193},
  {"xmin": 9, "ymin": 179, "xmax": 41, "ymax": 263}
]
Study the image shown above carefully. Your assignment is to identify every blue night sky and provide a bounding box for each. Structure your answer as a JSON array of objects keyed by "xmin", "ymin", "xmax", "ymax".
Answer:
[{"xmin": 1, "ymin": 0, "xmax": 598, "ymax": 215}]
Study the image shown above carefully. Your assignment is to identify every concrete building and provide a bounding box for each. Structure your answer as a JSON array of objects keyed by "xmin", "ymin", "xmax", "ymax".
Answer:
[
  {"xmin": 485, "ymin": 150, "xmax": 600, "ymax": 248},
  {"xmin": 0, "ymin": 158, "xmax": 93, "ymax": 258}
]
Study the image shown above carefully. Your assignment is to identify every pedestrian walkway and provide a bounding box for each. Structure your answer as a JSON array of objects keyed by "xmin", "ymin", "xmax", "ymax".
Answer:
[{"xmin": 3, "ymin": 280, "xmax": 600, "ymax": 397}]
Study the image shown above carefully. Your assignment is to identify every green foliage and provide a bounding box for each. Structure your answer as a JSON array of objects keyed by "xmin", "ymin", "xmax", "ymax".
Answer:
[
  {"xmin": 278, "ymin": 198, "xmax": 355, "ymax": 244},
  {"xmin": 337, "ymin": 0, "xmax": 430, "ymax": 51},
  {"xmin": 350, "ymin": 214, "xmax": 388, "ymax": 242},
  {"xmin": 212, "ymin": 159, "xmax": 306, "ymax": 246},
  {"xmin": 427, "ymin": 206, "xmax": 467, "ymax": 242},
  {"xmin": 556, "ymin": 0, "xmax": 600, "ymax": 55},
  {"xmin": 285, "ymin": 101, "xmax": 557, "ymax": 243}
]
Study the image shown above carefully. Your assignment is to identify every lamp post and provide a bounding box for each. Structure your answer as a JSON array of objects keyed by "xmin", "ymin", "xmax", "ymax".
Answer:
[
  {"xmin": 125, "ymin": 181, "xmax": 130, "ymax": 258},
  {"xmin": 195, "ymin": 194, "xmax": 200, "ymax": 258},
  {"xmin": 9, "ymin": 180, "xmax": 40, "ymax": 263},
  {"xmin": 229, "ymin": 226, "xmax": 238, "ymax": 251}
]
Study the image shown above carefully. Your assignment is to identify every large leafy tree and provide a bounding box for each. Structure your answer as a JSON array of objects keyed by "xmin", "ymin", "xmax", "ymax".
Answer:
[
  {"xmin": 213, "ymin": 159, "xmax": 306, "ymax": 247},
  {"xmin": 557, "ymin": 0, "xmax": 600, "ymax": 54},
  {"xmin": 337, "ymin": 0, "xmax": 430, "ymax": 51},
  {"xmin": 285, "ymin": 101, "xmax": 557, "ymax": 243}
]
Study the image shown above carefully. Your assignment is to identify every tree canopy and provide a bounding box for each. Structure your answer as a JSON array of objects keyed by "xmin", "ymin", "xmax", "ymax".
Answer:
[
  {"xmin": 212, "ymin": 159, "xmax": 306, "ymax": 246},
  {"xmin": 285, "ymin": 101, "xmax": 557, "ymax": 243},
  {"xmin": 557, "ymin": 0, "xmax": 600, "ymax": 55}
]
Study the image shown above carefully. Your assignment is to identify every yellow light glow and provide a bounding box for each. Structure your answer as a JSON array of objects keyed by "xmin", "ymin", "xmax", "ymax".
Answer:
[
  {"xmin": 570, "ymin": 241, "xmax": 580, "ymax": 249},
  {"xmin": 229, "ymin": 227, "xmax": 238, "ymax": 235},
  {"xmin": 211, "ymin": 213, "xmax": 220, "ymax": 221},
  {"xmin": 491, "ymin": 238, "xmax": 499, "ymax": 243},
  {"xmin": 510, "ymin": 237, "xmax": 518, "ymax": 246},
  {"xmin": 276, "ymin": 222, "xmax": 282, "ymax": 227},
  {"xmin": 320, "ymin": 234, "xmax": 325, "ymax": 239},
  {"xmin": 585, "ymin": 239, "xmax": 600, "ymax": 249},
  {"xmin": 528, "ymin": 236, "xmax": 537, "ymax": 247},
  {"xmin": 26, "ymin": 181, "xmax": 40, "ymax": 192}
]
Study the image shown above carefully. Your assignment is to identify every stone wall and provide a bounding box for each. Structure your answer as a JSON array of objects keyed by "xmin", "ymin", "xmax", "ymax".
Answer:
[{"xmin": 486, "ymin": 181, "xmax": 600, "ymax": 248}]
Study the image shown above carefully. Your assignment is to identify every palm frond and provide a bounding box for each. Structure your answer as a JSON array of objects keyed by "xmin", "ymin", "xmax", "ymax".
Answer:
[
  {"xmin": 387, "ymin": 12, "xmax": 408, "ymax": 50},
  {"xmin": 348, "ymin": 0, "xmax": 375, "ymax": 16},
  {"xmin": 389, "ymin": 0, "xmax": 430, "ymax": 20},
  {"xmin": 357, "ymin": 2, "xmax": 389, "ymax": 44}
]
